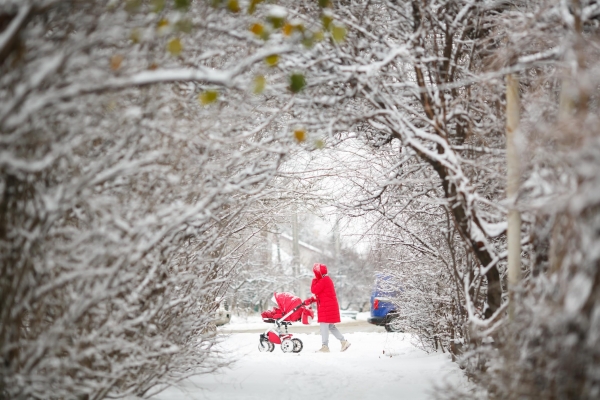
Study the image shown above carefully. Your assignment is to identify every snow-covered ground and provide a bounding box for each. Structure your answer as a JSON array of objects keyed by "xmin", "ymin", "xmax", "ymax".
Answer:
[{"xmin": 152, "ymin": 315, "xmax": 468, "ymax": 400}]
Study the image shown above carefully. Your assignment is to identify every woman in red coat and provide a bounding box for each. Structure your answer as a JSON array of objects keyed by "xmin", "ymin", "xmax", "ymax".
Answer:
[{"xmin": 308, "ymin": 263, "xmax": 351, "ymax": 353}]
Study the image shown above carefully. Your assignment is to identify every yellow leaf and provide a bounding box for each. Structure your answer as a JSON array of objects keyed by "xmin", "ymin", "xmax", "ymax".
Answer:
[
  {"xmin": 199, "ymin": 90, "xmax": 219, "ymax": 105},
  {"xmin": 265, "ymin": 54, "xmax": 279, "ymax": 67},
  {"xmin": 250, "ymin": 23, "xmax": 264, "ymax": 35},
  {"xmin": 283, "ymin": 23, "xmax": 293, "ymax": 36},
  {"xmin": 110, "ymin": 54, "xmax": 123, "ymax": 71},
  {"xmin": 321, "ymin": 15, "xmax": 333, "ymax": 30},
  {"xmin": 227, "ymin": 0, "xmax": 240, "ymax": 12},
  {"xmin": 157, "ymin": 18, "xmax": 169, "ymax": 28},
  {"xmin": 253, "ymin": 75, "xmax": 266, "ymax": 94},
  {"xmin": 157, "ymin": 18, "xmax": 169, "ymax": 35},
  {"xmin": 294, "ymin": 129, "xmax": 306, "ymax": 142},
  {"xmin": 167, "ymin": 38, "xmax": 183, "ymax": 56},
  {"xmin": 332, "ymin": 25, "xmax": 346, "ymax": 43},
  {"xmin": 314, "ymin": 139, "xmax": 325, "ymax": 149},
  {"xmin": 313, "ymin": 30, "xmax": 325, "ymax": 42}
]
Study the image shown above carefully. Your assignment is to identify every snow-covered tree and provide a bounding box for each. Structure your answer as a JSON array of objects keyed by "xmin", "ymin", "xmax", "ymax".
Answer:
[{"xmin": 0, "ymin": 0, "xmax": 304, "ymax": 397}]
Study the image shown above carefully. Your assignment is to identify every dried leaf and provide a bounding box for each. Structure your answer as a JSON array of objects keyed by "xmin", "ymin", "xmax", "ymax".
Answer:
[
  {"xmin": 250, "ymin": 23, "xmax": 264, "ymax": 35},
  {"xmin": 294, "ymin": 129, "xmax": 306, "ymax": 142},
  {"xmin": 106, "ymin": 100, "xmax": 117, "ymax": 112},
  {"xmin": 110, "ymin": 54, "xmax": 123, "ymax": 71},
  {"xmin": 283, "ymin": 23, "xmax": 293, "ymax": 36}
]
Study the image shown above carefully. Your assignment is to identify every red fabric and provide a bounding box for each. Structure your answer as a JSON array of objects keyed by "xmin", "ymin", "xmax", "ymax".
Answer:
[
  {"xmin": 301, "ymin": 306, "xmax": 314, "ymax": 325},
  {"xmin": 311, "ymin": 264, "xmax": 341, "ymax": 323},
  {"xmin": 261, "ymin": 308, "xmax": 282, "ymax": 320},
  {"xmin": 313, "ymin": 263, "xmax": 327, "ymax": 279},
  {"xmin": 267, "ymin": 331, "xmax": 281, "ymax": 344},
  {"xmin": 262, "ymin": 292, "xmax": 314, "ymax": 323},
  {"xmin": 274, "ymin": 292, "xmax": 303, "ymax": 321}
]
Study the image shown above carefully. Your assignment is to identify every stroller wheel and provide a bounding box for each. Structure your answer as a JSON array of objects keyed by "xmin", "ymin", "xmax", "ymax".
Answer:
[
  {"xmin": 281, "ymin": 338, "xmax": 295, "ymax": 353},
  {"xmin": 292, "ymin": 338, "xmax": 303, "ymax": 353},
  {"xmin": 258, "ymin": 336, "xmax": 274, "ymax": 353}
]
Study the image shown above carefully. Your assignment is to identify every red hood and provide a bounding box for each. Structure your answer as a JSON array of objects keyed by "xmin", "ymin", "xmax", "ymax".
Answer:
[{"xmin": 313, "ymin": 263, "xmax": 328, "ymax": 279}]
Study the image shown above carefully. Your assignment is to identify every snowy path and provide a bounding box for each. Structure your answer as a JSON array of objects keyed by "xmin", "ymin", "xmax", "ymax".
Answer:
[{"xmin": 152, "ymin": 331, "xmax": 467, "ymax": 400}]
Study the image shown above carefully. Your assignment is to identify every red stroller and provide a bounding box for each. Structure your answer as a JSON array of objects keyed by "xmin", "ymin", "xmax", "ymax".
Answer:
[{"xmin": 259, "ymin": 292, "xmax": 314, "ymax": 353}]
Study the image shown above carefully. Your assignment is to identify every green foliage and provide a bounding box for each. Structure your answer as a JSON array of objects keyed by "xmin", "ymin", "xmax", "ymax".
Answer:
[
  {"xmin": 289, "ymin": 73, "xmax": 306, "ymax": 93},
  {"xmin": 267, "ymin": 16, "xmax": 285, "ymax": 29},
  {"xmin": 151, "ymin": 0, "xmax": 166, "ymax": 12},
  {"xmin": 125, "ymin": 0, "xmax": 142, "ymax": 13},
  {"xmin": 321, "ymin": 14, "xmax": 332, "ymax": 30},
  {"xmin": 174, "ymin": 0, "xmax": 190, "ymax": 11},
  {"xmin": 175, "ymin": 19, "xmax": 193, "ymax": 33},
  {"xmin": 248, "ymin": 0, "xmax": 264, "ymax": 14}
]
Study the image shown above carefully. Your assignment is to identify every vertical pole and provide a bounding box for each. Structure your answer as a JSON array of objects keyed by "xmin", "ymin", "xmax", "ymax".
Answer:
[
  {"xmin": 333, "ymin": 216, "xmax": 341, "ymax": 259},
  {"xmin": 275, "ymin": 227, "xmax": 281, "ymax": 264},
  {"xmin": 292, "ymin": 208, "xmax": 300, "ymax": 296},
  {"xmin": 506, "ymin": 74, "xmax": 521, "ymax": 320}
]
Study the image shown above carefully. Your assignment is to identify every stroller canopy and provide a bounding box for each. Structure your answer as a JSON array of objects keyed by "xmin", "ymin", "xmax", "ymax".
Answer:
[
  {"xmin": 273, "ymin": 292, "xmax": 303, "ymax": 321},
  {"xmin": 262, "ymin": 292, "xmax": 314, "ymax": 324},
  {"xmin": 275, "ymin": 292, "xmax": 301, "ymax": 313}
]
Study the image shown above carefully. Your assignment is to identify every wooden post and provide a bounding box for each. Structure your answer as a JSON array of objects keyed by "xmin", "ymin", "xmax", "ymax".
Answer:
[{"xmin": 506, "ymin": 74, "xmax": 521, "ymax": 320}]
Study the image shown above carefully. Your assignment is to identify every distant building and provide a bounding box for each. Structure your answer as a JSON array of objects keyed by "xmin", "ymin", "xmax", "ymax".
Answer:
[{"xmin": 272, "ymin": 232, "xmax": 330, "ymax": 299}]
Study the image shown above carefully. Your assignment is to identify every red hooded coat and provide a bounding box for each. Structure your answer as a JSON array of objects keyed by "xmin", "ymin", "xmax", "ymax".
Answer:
[{"xmin": 310, "ymin": 263, "xmax": 341, "ymax": 324}]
